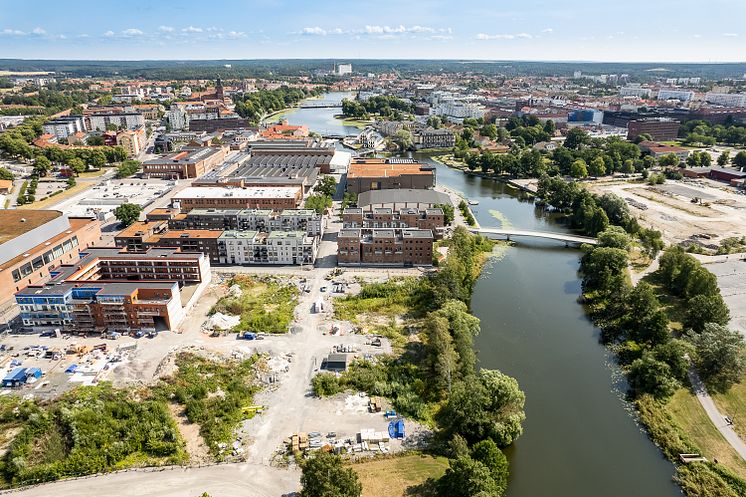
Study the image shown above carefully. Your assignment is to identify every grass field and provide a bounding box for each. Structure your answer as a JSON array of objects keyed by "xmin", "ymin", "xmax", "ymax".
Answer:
[
  {"xmin": 351, "ymin": 454, "xmax": 449, "ymax": 497},
  {"xmin": 713, "ymin": 374, "xmax": 746, "ymax": 442},
  {"xmin": 667, "ymin": 389, "xmax": 746, "ymax": 480},
  {"xmin": 211, "ymin": 275, "xmax": 299, "ymax": 334}
]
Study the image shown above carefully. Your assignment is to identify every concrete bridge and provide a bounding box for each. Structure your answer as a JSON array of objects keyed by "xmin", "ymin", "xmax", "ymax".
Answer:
[
  {"xmin": 299, "ymin": 102, "xmax": 343, "ymax": 109},
  {"xmin": 470, "ymin": 227, "xmax": 598, "ymax": 246}
]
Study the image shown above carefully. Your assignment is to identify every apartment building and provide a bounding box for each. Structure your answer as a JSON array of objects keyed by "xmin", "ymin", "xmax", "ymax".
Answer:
[
  {"xmin": 337, "ymin": 228, "xmax": 433, "ymax": 266},
  {"xmin": 704, "ymin": 93, "xmax": 746, "ymax": 108},
  {"xmin": 414, "ymin": 128, "xmax": 455, "ymax": 149},
  {"xmin": 116, "ymin": 128, "xmax": 146, "ymax": 157},
  {"xmin": 0, "ymin": 210, "xmax": 101, "ymax": 324},
  {"xmin": 87, "ymin": 112, "xmax": 145, "ymax": 131},
  {"xmin": 142, "ymin": 146, "xmax": 227, "ymax": 179},
  {"xmin": 15, "ymin": 247, "xmax": 210, "ymax": 334},
  {"xmin": 42, "ymin": 116, "xmax": 86, "ymax": 140},
  {"xmin": 172, "ymin": 186, "xmax": 302, "ymax": 210},
  {"xmin": 342, "ymin": 207, "xmax": 445, "ymax": 236},
  {"xmin": 217, "ymin": 230, "xmax": 317, "ymax": 265},
  {"xmin": 143, "ymin": 230, "xmax": 223, "ymax": 264}
]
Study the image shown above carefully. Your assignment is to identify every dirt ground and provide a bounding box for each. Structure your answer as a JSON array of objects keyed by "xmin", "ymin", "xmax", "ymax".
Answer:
[{"xmin": 588, "ymin": 177, "xmax": 746, "ymax": 246}]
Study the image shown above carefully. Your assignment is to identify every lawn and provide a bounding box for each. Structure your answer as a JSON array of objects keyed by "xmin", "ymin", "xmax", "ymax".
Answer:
[
  {"xmin": 667, "ymin": 388, "xmax": 746, "ymax": 480},
  {"xmin": 333, "ymin": 277, "xmax": 426, "ymax": 324},
  {"xmin": 211, "ymin": 275, "xmax": 299, "ymax": 334},
  {"xmin": 351, "ymin": 454, "xmax": 449, "ymax": 497},
  {"xmin": 712, "ymin": 374, "xmax": 746, "ymax": 442}
]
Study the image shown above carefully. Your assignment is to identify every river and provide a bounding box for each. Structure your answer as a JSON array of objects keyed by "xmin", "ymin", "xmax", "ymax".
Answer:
[
  {"xmin": 265, "ymin": 91, "xmax": 360, "ymax": 137},
  {"xmin": 420, "ymin": 156, "xmax": 682, "ymax": 497},
  {"xmin": 286, "ymin": 97, "xmax": 682, "ymax": 497}
]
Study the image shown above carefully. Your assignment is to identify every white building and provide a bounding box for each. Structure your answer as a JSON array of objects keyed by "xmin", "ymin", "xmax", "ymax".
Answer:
[
  {"xmin": 42, "ymin": 116, "xmax": 86, "ymax": 139},
  {"xmin": 434, "ymin": 99, "xmax": 486, "ymax": 122},
  {"xmin": 336, "ymin": 64, "xmax": 352, "ymax": 76},
  {"xmin": 657, "ymin": 89, "xmax": 694, "ymax": 102},
  {"xmin": 218, "ymin": 230, "xmax": 317, "ymax": 265},
  {"xmin": 166, "ymin": 106, "xmax": 189, "ymax": 130},
  {"xmin": 705, "ymin": 92, "xmax": 746, "ymax": 108},
  {"xmin": 87, "ymin": 113, "xmax": 145, "ymax": 131},
  {"xmin": 619, "ymin": 85, "xmax": 653, "ymax": 98}
]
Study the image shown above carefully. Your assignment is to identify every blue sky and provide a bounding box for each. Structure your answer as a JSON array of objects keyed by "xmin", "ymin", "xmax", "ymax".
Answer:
[{"xmin": 0, "ymin": 0, "xmax": 744, "ymax": 62}]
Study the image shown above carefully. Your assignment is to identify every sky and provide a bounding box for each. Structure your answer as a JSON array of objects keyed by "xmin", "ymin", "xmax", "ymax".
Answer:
[{"xmin": 0, "ymin": 0, "xmax": 744, "ymax": 62}]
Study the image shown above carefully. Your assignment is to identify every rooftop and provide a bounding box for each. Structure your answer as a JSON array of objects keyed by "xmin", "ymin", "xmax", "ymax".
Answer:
[
  {"xmin": 358, "ymin": 189, "xmax": 451, "ymax": 207},
  {"xmin": 347, "ymin": 162, "xmax": 433, "ymax": 179},
  {"xmin": 174, "ymin": 186, "xmax": 301, "ymax": 200},
  {"xmin": 0, "ymin": 210, "xmax": 63, "ymax": 245}
]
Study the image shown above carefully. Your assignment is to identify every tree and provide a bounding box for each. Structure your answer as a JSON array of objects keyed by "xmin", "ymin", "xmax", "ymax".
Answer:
[
  {"xmin": 436, "ymin": 203, "xmax": 455, "ymax": 225},
  {"xmin": 392, "ymin": 129, "xmax": 414, "ymax": 151},
  {"xmin": 67, "ymin": 157, "xmax": 86, "ymax": 175},
  {"xmin": 300, "ymin": 452, "xmax": 362, "ymax": 497},
  {"xmin": 33, "ymin": 156, "xmax": 51, "ymax": 176},
  {"xmin": 638, "ymin": 228, "xmax": 664, "ymax": 258},
  {"xmin": 424, "ymin": 314, "xmax": 458, "ymax": 395},
  {"xmin": 86, "ymin": 135, "xmax": 105, "ymax": 146},
  {"xmin": 628, "ymin": 353, "xmax": 679, "ymax": 399},
  {"xmin": 0, "ymin": 167, "xmax": 14, "ymax": 180},
  {"xmin": 597, "ymin": 226, "xmax": 631, "ymax": 250},
  {"xmin": 564, "ymin": 128, "xmax": 590, "ymax": 150},
  {"xmin": 114, "ymin": 203, "xmax": 142, "ymax": 227},
  {"xmin": 441, "ymin": 369, "xmax": 525, "ymax": 447},
  {"xmin": 688, "ymin": 324, "xmax": 746, "ymax": 392},
  {"xmin": 717, "ymin": 151, "xmax": 730, "ymax": 166},
  {"xmin": 305, "ymin": 194, "xmax": 332, "ymax": 214},
  {"xmin": 436, "ymin": 456, "xmax": 502, "ymax": 497},
  {"xmin": 115, "ymin": 160, "xmax": 141, "ymax": 179},
  {"xmin": 685, "ymin": 294, "xmax": 731, "ymax": 333},
  {"xmin": 570, "ymin": 159, "xmax": 588, "ymax": 179},
  {"xmin": 471, "ymin": 439, "xmax": 509, "ymax": 495},
  {"xmin": 733, "ymin": 151, "xmax": 746, "ymax": 169},
  {"xmin": 588, "ymin": 156, "xmax": 607, "ymax": 177},
  {"xmin": 581, "ymin": 247, "xmax": 628, "ymax": 291},
  {"xmin": 658, "ymin": 153, "xmax": 680, "ymax": 168},
  {"xmin": 313, "ymin": 176, "xmax": 337, "ymax": 197}
]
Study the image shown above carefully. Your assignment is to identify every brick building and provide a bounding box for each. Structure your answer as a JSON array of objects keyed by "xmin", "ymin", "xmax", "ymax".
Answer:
[
  {"xmin": 337, "ymin": 228, "xmax": 433, "ymax": 266},
  {"xmin": 627, "ymin": 118, "xmax": 681, "ymax": 141},
  {"xmin": 342, "ymin": 207, "xmax": 445, "ymax": 237},
  {"xmin": 346, "ymin": 158, "xmax": 435, "ymax": 195},
  {"xmin": 172, "ymin": 186, "xmax": 302, "ymax": 211},
  {"xmin": 142, "ymin": 146, "xmax": 227, "ymax": 179}
]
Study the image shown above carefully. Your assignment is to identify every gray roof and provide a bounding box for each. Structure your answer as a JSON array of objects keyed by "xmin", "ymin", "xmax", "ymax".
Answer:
[{"xmin": 357, "ymin": 189, "xmax": 451, "ymax": 207}]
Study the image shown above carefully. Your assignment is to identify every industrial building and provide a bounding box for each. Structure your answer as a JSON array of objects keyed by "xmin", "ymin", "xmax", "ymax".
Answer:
[
  {"xmin": 142, "ymin": 146, "xmax": 227, "ymax": 179},
  {"xmin": 626, "ymin": 118, "xmax": 681, "ymax": 141},
  {"xmin": 337, "ymin": 228, "xmax": 434, "ymax": 266},
  {"xmin": 346, "ymin": 158, "xmax": 435, "ymax": 195},
  {"xmin": 172, "ymin": 186, "xmax": 303, "ymax": 211}
]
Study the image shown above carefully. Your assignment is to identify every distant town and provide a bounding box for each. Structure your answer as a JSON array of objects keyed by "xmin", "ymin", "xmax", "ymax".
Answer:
[{"xmin": 0, "ymin": 58, "xmax": 745, "ymax": 497}]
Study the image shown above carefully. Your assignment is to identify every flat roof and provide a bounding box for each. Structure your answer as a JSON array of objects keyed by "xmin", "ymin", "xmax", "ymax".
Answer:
[
  {"xmin": 144, "ymin": 146, "xmax": 222, "ymax": 165},
  {"xmin": 220, "ymin": 230, "xmax": 259, "ymax": 240},
  {"xmin": 0, "ymin": 210, "xmax": 63, "ymax": 245},
  {"xmin": 174, "ymin": 186, "xmax": 301, "ymax": 200},
  {"xmin": 347, "ymin": 163, "xmax": 432, "ymax": 179}
]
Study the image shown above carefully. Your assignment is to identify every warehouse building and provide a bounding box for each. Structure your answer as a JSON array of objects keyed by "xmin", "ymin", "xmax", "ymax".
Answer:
[{"xmin": 346, "ymin": 158, "xmax": 435, "ymax": 195}]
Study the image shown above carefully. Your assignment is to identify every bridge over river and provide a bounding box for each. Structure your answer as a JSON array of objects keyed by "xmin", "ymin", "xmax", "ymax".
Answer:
[{"xmin": 470, "ymin": 227, "xmax": 598, "ymax": 246}]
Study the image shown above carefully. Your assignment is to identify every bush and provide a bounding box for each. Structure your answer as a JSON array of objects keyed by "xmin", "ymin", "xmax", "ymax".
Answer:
[{"xmin": 312, "ymin": 373, "xmax": 341, "ymax": 396}]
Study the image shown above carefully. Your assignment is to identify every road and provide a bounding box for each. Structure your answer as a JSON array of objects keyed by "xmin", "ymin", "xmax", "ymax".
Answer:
[{"xmin": 688, "ymin": 369, "xmax": 746, "ymax": 460}]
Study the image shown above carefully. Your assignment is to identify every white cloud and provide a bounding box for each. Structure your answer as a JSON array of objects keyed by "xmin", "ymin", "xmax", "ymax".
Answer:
[
  {"xmin": 476, "ymin": 33, "xmax": 514, "ymax": 40},
  {"xmin": 542, "ymin": 28, "xmax": 553, "ymax": 33},
  {"xmin": 516, "ymin": 32, "xmax": 532, "ymax": 39},
  {"xmin": 158, "ymin": 25, "xmax": 174, "ymax": 32},
  {"xmin": 723, "ymin": 33, "xmax": 739, "ymax": 37},
  {"xmin": 182, "ymin": 26, "xmax": 203, "ymax": 33},
  {"xmin": 122, "ymin": 28, "xmax": 143, "ymax": 36},
  {"xmin": 104, "ymin": 30, "xmax": 115, "ymax": 37},
  {"xmin": 430, "ymin": 35, "xmax": 453, "ymax": 41},
  {"xmin": 206, "ymin": 26, "xmax": 220, "ymax": 32},
  {"xmin": 2, "ymin": 29, "xmax": 27, "ymax": 36},
  {"xmin": 302, "ymin": 26, "xmax": 327, "ymax": 36},
  {"xmin": 692, "ymin": 34, "xmax": 702, "ymax": 38},
  {"xmin": 410, "ymin": 25, "xmax": 435, "ymax": 33},
  {"xmin": 31, "ymin": 27, "xmax": 46, "ymax": 35}
]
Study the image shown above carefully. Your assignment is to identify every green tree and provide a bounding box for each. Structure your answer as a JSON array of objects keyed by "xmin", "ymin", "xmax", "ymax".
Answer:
[
  {"xmin": 33, "ymin": 156, "xmax": 51, "ymax": 176},
  {"xmin": 717, "ymin": 151, "xmax": 730, "ymax": 166},
  {"xmin": 588, "ymin": 156, "xmax": 607, "ymax": 177},
  {"xmin": 564, "ymin": 127, "xmax": 590, "ymax": 149},
  {"xmin": 87, "ymin": 135, "xmax": 105, "ymax": 146},
  {"xmin": 0, "ymin": 167, "xmax": 15, "ymax": 180},
  {"xmin": 688, "ymin": 324, "xmax": 746, "ymax": 392},
  {"xmin": 570, "ymin": 159, "xmax": 588, "ymax": 179},
  {"xmin": 392, "ymin": 129, "xmax": 414, "ymax": 151},
  {"xmin": 628, "ymin": 352, "xmax": 679, "ymax": 399},
  {"xmin": 658, "ymin": 153, "xmax": 680, "ymax": 168},
  {"xmin": 300, "ymin": 452, "xmax": 362, "ymax": 497},
  {"xmin": 436, "ymin": 456, "xmax": 502, "ymax": 497},
  {"xmin": 67, "ymin": 157, "xmax": 86, "ymax": 175},
  {"xmin": 424, "ymin": 314, "xmax": 458, "ymax": 395},
  {"xmin": 471, "ymin": 439, "xmax": 509, "ymax": 495},
  {"xmin": 597, "ymin": 226, "xmax": 632, "ymax": 250},
  {"xmin": 114, "ymin": 203, "xmax": 142, "ymax": 227},
  {"xmin": 441, "ymin": 369, "xmax": 525, "ymax": 447},
  {"xmin": 305, "ymin": 194, "xmax": 332, "ymax": 214},
  {"xmin": 313, "ymin": 176, "xmax": 337, "ymax": 197},
  {"xmin": 685, "ymin": 294, "xmax": 731, "ymax": 333},
  {"xmin": 581, "ymin": 247, "xmax": 628, "ymax": 291},
  {"xmin": 116, "ymin": 160, "xmax": 141, "ymax": 179},
  {"xmin": 638, "ymin": 227, "xmax": 664, "ymax": 258},
  {"xmin": 436, "ymin": 203, "xmax": 455, "ymax": 225},
  {"xmin": 733, "ymin": 151, "xmax": 746, "ymax": 169}
]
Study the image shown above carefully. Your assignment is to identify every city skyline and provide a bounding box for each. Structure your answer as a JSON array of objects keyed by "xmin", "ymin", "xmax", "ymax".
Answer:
[{"xmin": 1, "ymin": 0, "xmax": 745, "ymax": 62}]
